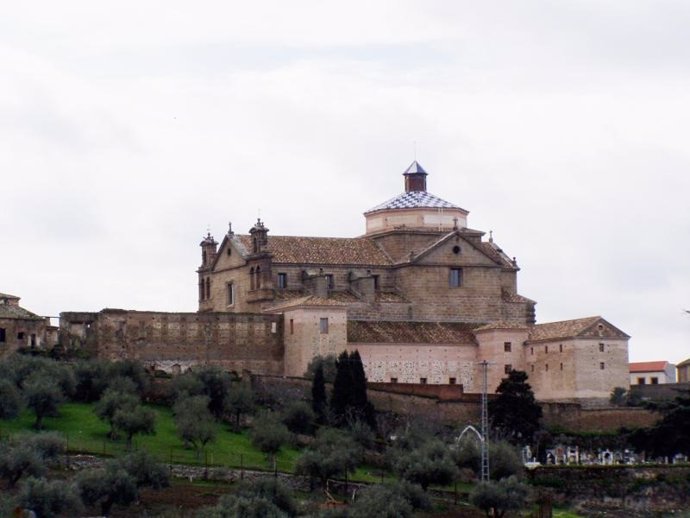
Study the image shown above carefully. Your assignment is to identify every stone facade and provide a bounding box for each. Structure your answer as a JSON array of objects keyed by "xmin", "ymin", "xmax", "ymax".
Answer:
[
  {"xmin": 0, "ymin": 292, "xmax": 53, "ymax": 355},
  {"xmin": 188, "ymin": 161, "xmax": 630, "ymax": 402},
  {"xmin": 61, "ymin": 161, "xmax": 631, "ymax": 402}
]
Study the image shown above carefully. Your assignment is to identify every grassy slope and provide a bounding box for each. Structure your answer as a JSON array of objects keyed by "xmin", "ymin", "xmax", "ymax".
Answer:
[{"xmin": 0, "ymin": 402, "xmax": 299, "ymax": 472}]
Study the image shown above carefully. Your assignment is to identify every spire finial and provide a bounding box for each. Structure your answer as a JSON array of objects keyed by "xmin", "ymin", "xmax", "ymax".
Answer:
[
  {"xmin": 489, "ymin": 230, "xmax": 493, "ymax": 243},
  {"xmin": 227, "ymin": 222, "xmax": 233, "ymax": 236}
]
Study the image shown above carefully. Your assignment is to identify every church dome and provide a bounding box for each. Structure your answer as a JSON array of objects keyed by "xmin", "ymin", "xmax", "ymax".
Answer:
[{"xmin": 364, "ymin": 162, "xmax": 468, "ymax": 235}]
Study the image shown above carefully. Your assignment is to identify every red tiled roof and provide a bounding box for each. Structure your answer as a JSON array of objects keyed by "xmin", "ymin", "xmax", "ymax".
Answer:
[
  {"xmin": 528, "ymin": 316, "xmax": 602, "ymax": 342},
  {"xmin": 348, "ymin": 320, "xmax": 479, "ymax": 344},
  {"xmin": 236, "ymin": 235, "xmax": 391, "ymax": 266},
  {"xmin": 264, "ymin": 295, "xmax": 348, "ymax": 313},
  {"xmin": 629, "ymin": 361, "xmax": 669, "ymax": 373}
]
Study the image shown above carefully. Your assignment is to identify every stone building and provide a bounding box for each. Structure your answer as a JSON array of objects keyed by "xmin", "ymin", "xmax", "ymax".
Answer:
[
  {"xmin": 190, "ymin": 162, "xmax": 630, "ymax": 402},
  {"xmin": 0, "ymin": 292, "xmax": 53, "ymax": 355}
]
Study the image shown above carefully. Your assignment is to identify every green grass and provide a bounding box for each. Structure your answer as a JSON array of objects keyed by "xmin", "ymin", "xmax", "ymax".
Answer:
[{"xmin": 0, "ymin": 403, "xmax": 300, "ymax": 472}]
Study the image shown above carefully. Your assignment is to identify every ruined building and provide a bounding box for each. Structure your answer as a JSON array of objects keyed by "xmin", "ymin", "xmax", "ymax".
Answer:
[{"xmin": 62, "ymin": 162, "xmax": 630, "ymax": 402}]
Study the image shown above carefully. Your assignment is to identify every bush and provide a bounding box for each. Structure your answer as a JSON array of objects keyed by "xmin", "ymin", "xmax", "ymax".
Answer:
[
  {"xmin": 282, "ymin": 400, "xmax": 315, "ymax": 435},
  {"xmin": 0, "ymin": 379, "xmax": 23, "ymax": 419},
  {"xmin": 19, "ymin": 477, "xmax": 83, "ymax": 518},
  {"xmin": 250, "ymin": 413, "xmax": 291, "ymax": 463}
]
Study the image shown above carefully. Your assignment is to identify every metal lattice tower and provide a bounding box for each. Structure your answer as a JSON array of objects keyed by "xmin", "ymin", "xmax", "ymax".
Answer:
[{"xmin": 480, "ymin": 360, "xmax": 490, "ymax": 482}]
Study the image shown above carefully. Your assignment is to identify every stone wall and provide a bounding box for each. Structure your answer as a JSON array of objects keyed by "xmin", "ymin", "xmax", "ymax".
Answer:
[{"xmin": 60, "ymin": 309, "xmax": 284, "ymax": 375}]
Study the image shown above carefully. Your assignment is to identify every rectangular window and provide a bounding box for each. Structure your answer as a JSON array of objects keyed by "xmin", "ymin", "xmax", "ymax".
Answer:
[
  {"xmin": 599, "ymin": 342, "xmax": 605, "ymax": 352},
  {"xmin": 325, "ymin": 274, "xmax": 335, "ymax": 290},
  {"xmin": 530, "ymin": 364, "xmax": 534, "ymax": 373},
  {"xmin": 530, "ymin": 347, "xmax": 534, "ymax": 355},
  {"xmin": 600, "ymin": 362, "xmax": 605, "ymax": 370},
  {"xmin": 449, "ymin": 377, "xmax": 457, "ymax": 385},
  {"xmin": 226, "ymin": 283, "xmax": 235, "ymax": 306},
  {"xmin": 504, "ymin": 342, "xmax": 512, "ymax": 353},
  {"xmin": 289, "ymin": 319, "xmax": 294, "ymax": 335},
  {"xmin": 449, "ymin": 268, "xmax": 463, "ymax": 288},
  {"xmin": 545, "ymin": 345, "xmax": 549, "ymax": 353},
  {"xmin": 372, "ymin": 275, "xmax": 380, "ymax": 290},
  {"xmin": 319, "ymin": 317, "xmax": 329, "ymax": 334},
  {"xmin": 17, "ymin": 332, "xmax": 25, "ymax": 340},
  {"xmin": 277, "ymin": 273, "xmax": 287, "ymax": 289},
  {"xmin": 545, "ymin": 363, "xmax": 549, "ymax": 372},
  {"xmin": 0, "ymin": 328, "xmax": 5, "ymax": 343},
  {"xmin": 560, "ymin": 363, "xmax": 563, "ymax": 371},
  {"xmin": 504, "ymin": 364, "xmax": 512, "ymax": 374},
  {"xmin": 420, "ymin": 377, "xmax": 427, "ymax": 384},
  {"xmin": 559, "ymin": 344, "xmax": 563, "ymax": 352},
  {"xmin": 637, "ymin": 377, "xmax": 646, "ymax": 385},
  {"xmin": 651, "ymin": 377, "xmax": 659, "ymax": 384},
  {"xmin": 390, "ymin": 377, "xmax": 398, "ymax": 383}
]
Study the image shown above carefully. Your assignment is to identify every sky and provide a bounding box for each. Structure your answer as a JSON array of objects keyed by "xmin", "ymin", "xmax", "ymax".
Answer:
[{"xmin": 2, "ymin": 1, "xmax": 689, "ymax": 363}]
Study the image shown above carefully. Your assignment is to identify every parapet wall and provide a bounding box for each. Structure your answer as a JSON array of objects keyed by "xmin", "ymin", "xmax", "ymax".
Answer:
[{"xmin": 60, "ymin": 309, "xmax": 284, "ymax": 375}]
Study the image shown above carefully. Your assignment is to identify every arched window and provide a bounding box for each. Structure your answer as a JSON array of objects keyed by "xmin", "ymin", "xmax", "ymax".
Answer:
[
  {"xmin": 250, "ymin": 267, "xmax": 255, "ymax": 290},
  {"xmin": 205, "ymin": 278, "xmax": 210, "ymax": 300},
  {"xmin": 256, "ymin": 266, "xmax": 262, "ymax": 289},
  {"xmin": 202, "ymin": 250, "xmax": 207, "ymax": 265}
]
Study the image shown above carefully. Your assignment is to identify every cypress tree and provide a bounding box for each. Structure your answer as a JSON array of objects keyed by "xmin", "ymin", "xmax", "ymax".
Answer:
[
  {"xmin": 330, "ymin": 351, "xmax": 351, "ymax": 426},
  {"xmin": 311, "ymin": 363, "xmax": 327, "ymax": 425}
]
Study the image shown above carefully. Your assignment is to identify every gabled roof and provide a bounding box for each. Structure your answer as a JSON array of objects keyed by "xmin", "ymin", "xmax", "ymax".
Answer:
[
  {"xmin": 263, "ymin": 295, "xmax": 348, "ymax": 313},
  {"xmin": 677, "ymin": 358, "xmax": 690, "ymax": 368},
  {"xmin": 234, "ymin": 235, "xmax": 391, "ymax": 266},
  {"xmin": 408, "ymin": 230, "xmax": 517, "ymax": 270},
  {"xmin": 528, "ymin": 316, "xmax": 630, "ymax": 342},
  {"xmin": 629, "ymin": 361, "xmax": 671, "ymax": 373},
  {"xmin": 0, "ymin": 302, "xmax": 43, "ymax": 321},
  {"xmin": 364, "ymin": 191, "xmax": 467, "ymax": 215},
  {"xmin": 348, "ymin": 320, "xmax": 479, "ymax": 344}
]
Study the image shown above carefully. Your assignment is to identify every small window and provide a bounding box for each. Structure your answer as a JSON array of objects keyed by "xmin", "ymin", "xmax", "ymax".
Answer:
[
  {"xmin": 420, "ymin": 377, "xmax": 427, "ymax": 384},
  {"xmin": 530, "ymin": 347, "xmax": 534, "ymax": 355},
  {"xmin": 0, "ymin": 328, "xmax": 5, "ymax": 342},
  {"xmin": 325, "ymin": 274, "xmax": 335, "ymax": 290},
  {"xmin": 205, "ymin": 278, "xmax": 210, "ymax": 300},
  {"xmin": 452, "ymin": 245, "xmax": 461, "ymax": 254},
  {"xmin": 17, "ymin": 332, "xmax": 25, "ymax": 340},
  {"xmin": 637, "ymin": 377, "xmax": 646, "ymax": 385},
  {"xmin": 545, "ymin": 363, "xmax": 549, "ymax": 372},
  {"xmin": 319, "ymin": 318, "xmax": 329, "ymax": 334},
  {"xmin": 560, "ymin": 363, "xmax": 563, "ymax": 371},
  {"xmin": 545, "ymin": 345, "xmax": 549, "ymax": 354},
  {"xmin": 449, "ymin": 377, "xmax": 457, "ymax": 385},
  {"xmin": 599, "ymin": 343, "xmax": 605, "ymax": 352},
  {"xmin": 30, "ymin": 334, "xmax": 36, "ymax": 347},
  {"xmin": 449, "ymin": 268, "xmax": 462, "ymax": 288},
  {"xmin": 256, "ymin": 266, "xmax": 261, "ymax": 289},
  {"xmin": 227, "ymin": 283, "xmax": 235, "ymax": 306},
  {"xmin": 289, "ymin": 319, "xmax": 294, "ymax": 335},
  {"xmin": 249, "ymin": 267, "xmax": 255, "ymax": 290},
  {"xmin": 651, "ymin": 377, "xmax": 659, "ymax": 385},
  {"xmin": 227, "ymin": 247, "xmax": 232, "ymax": 256},
  {"xmin": 530, "ymin": 364, "xmax": 534, "ymax": 373},
  {"xmin": 559, "ymin": 344, "xmax": 563, "ymax": 352},
  {"xmin": 504, "ymin": 342, "xmax": 512, "ymax": 353},
  {"xmin": 199, "ymin": 281, "xmax": 204, "ymax": 301},
  {"xmin": 390, "ymin": 377, "xmax": 398, "ymax": 383},
  {"xmin": 277, "ymin": 273, "xmax": 287, "ymax": 289},
  {"xmin": 600, "ymin": 362, "xmax": 605, "ymax": 370},
  {"xmin": 372, "ymin": 275, "xmax": 380, "ymax": 290},
  {"xmin": 504, "ymin": 364, "xmax": 512, "ymax": 374},
  {"xmin": 202, "ymin": 250, "xmax": 207, "ymax": 265}
]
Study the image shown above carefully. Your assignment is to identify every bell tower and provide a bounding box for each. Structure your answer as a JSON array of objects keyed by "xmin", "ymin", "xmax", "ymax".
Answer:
[{"xmin": 199, "ymin": 232, "xmax": 218, "ymax": 269}]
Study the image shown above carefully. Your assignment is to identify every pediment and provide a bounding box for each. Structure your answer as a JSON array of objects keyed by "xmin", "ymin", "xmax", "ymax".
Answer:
[{"xmin": 410, "ymin": 231, "xmax": 507, "ymax": 268}]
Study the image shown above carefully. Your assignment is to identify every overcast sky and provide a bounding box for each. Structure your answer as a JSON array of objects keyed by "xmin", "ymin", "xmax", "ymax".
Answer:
[{"xmin": 2, "ymin": 1, "xmax": 689, "ymax": 363}]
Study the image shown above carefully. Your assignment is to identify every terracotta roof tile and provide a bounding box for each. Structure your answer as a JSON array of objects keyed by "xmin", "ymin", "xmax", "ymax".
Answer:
[
  {"xmin": 528, "ymin": 316, "xmax": 602, "ymax": 342},
  {"xmin": 629, "ymin": 361, "xmax": 670, "ymax": 373},
  {"xmin": 264, "ymin": 295, "xmax": 348, "ymax": 312},
  {"xmin": 348, "ymin": 320, "xmax": 479, "ymax": 344},
  {"xmin": 0, "ymin": 303, "xmax": 43, "ymax": 321},
  {"xmin": 236, "ymin": 235, "xmax": 391, "ymax": 266},
  {"xmin": 475, "ymin": 321, "xmax": 529, "ymax": 332}
]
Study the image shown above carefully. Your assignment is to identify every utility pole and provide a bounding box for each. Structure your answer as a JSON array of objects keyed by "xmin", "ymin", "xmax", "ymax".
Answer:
[{"xmin": 480, "ymin": 360, "xmax": 490, "ymax": 482}]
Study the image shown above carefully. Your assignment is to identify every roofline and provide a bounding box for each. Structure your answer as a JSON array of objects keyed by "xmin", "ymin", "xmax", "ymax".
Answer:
[{"xmin": 363, "ymin": 205, "xmax": 469, "ymax": 217}]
